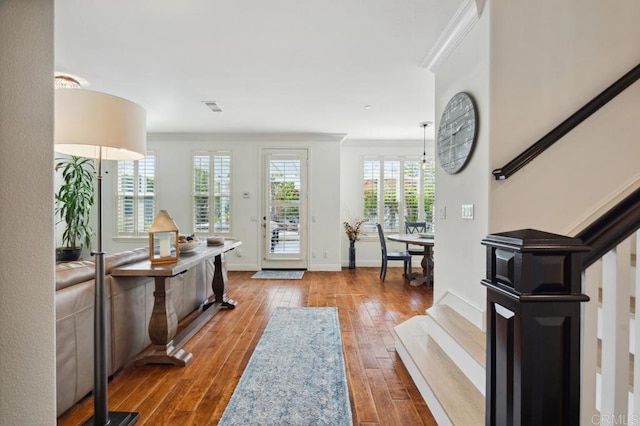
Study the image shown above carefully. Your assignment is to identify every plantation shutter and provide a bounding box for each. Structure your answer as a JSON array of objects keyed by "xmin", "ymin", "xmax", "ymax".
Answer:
[
  {"xmin": 192, "ymin": 151, "xmax": 232, "ymax": 234},
  {"xmin": 116, "ymin": 152, "xmax": 156, "ymax": 237},
  {"xmin": 213, "ymin": 154, "xmax": 232, "ymax": 233}
]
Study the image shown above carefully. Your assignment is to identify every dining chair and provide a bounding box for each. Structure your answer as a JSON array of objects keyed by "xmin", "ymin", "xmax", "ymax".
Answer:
[
  {"xmin": 405, "ymin": 221, "xmax": 427, "ymax": 256},
  {"xmin": 376, "ymin": 224, "xmax": 412, "ymax": 282}
]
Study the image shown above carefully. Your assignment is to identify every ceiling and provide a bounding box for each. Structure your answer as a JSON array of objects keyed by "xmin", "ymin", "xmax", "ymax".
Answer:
[{"xmin": 54, "ymin": 1, "xmax": 460, "ymax": 141}]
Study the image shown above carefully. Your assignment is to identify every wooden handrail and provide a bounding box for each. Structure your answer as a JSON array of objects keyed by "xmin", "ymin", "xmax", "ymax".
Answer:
[
  {"xmin": 576, "ymin": 186, "xmax": 640, "ymax": 268},
  {"xmin": 493, "ymin": 63, "xmax": 640, "ymax": 180}
]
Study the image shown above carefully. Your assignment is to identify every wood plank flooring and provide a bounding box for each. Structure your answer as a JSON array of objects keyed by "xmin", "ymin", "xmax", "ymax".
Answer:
[{"xmin": 57, "ymin": 267, "xmax": 436, "ymax": 425}]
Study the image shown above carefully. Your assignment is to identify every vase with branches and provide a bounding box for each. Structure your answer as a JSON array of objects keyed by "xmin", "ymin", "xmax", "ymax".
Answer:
[{"xmin": 343, "ymin": 219, "xmax": 364, "ymax": 269}]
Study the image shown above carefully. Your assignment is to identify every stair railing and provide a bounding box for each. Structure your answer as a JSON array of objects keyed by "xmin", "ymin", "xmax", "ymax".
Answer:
[
  {"xmin": 492, "ymin": 63, "xmax": 640, "ymax": 180},
  {"xmin": 578, "ymin": 186, "xmax": 640, "ymax": 424},
  {"xmin": 482, "ymin": 188, "xmax": 640, "ymax": 425}
]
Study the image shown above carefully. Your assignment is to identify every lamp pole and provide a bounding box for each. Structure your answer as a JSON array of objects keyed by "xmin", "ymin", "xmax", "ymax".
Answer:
[
  {"xmin": 93, "ymin": 149, "xmax": 108, "ymax": 423},
  {"xmin": 85, "ymin": 150, "xmax": 138, "ymax": 426},
  {"xmin": 54, "ymin": 87, "xmax": 145, "ymax": 426}
]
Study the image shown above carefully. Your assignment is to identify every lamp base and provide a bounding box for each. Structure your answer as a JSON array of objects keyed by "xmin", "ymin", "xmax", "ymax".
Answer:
[{"xmin": 83, "ymin": 411, "xmax": 140, "ymax": 426}]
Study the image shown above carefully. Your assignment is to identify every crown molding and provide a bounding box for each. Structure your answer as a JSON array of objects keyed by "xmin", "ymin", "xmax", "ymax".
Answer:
[
  {"xmin": 341, "ymin": 139, "xmax": 434, "ymax": 148},
  {"xmin": 147, "ymin": 132, "xmax": 347, "ymax": 143},
  {"xmin": 420, "ymin": 0, "xmax": 485, "ymax": 72}
]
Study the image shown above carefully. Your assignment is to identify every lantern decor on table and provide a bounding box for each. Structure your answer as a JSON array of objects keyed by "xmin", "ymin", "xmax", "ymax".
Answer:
[{"xmin": 149, "ymin": 210, "xmax": 180, "ymax": 264}]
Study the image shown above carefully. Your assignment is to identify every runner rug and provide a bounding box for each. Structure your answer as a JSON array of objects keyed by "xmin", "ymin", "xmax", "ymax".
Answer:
[
  {"xmin": 250, "ymin": 270, "xmax": 305, "ymax": 280},
  {"xmin": 219, "ymin": 307, "xmax": 352, "ymax": 425}
]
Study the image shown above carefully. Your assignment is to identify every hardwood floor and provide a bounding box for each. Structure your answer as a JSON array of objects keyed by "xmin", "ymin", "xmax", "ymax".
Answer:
[{"xmin": 57, "ymin": 267, "xmax": 436, "ymax": 425}]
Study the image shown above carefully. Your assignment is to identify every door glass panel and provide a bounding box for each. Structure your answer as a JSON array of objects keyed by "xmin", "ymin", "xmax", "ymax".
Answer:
[{"xmin": 267, "ymin": 158, "xmax": 301, "ymax": 256}]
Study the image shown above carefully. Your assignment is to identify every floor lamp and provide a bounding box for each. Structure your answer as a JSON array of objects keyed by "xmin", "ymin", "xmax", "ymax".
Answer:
[{"xmin": 55, "ymin": 88, "xmax": 146, "ymax": 426}]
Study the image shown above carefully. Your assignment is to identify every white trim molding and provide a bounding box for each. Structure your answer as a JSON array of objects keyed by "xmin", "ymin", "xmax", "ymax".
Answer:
[
  {"xmin": 420, "ymin": 0, "xmax": 486, "ymax": 72},
  {"xmin": 563, "ymin": 172, "xmax": 640, "ymax": 237},
  {"xmin": 148, "ymin": 132, "xmax": 346, "ymax": 143},
  {"xmin": 436, "ymin": 289, "xmax": 486, "ymax": 331}
]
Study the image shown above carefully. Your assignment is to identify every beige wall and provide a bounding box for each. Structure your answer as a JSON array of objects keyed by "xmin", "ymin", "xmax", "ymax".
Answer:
[
  {"xmin": 0, "ymin": 0, "xmax": 57, "ymax": 423},
  {"xmin": 432, "ymin": 0, "xmax": 640, "ymax": 327},
  {"xmin": 489, "ymin": 0, "xmax": 640, "ymax": 235}
]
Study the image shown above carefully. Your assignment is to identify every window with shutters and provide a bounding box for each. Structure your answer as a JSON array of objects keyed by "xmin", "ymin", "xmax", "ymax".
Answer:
[
  {"xmin": 193, "ymin": 151, "xmax": 232, "ymax": 234},
  {"xmin": 362, "ymin": 157, "xmax": 435, "ymax": 233},
  {"xmin": 115, "ymin": 152, "xmax": 156, "ymax": 237}
]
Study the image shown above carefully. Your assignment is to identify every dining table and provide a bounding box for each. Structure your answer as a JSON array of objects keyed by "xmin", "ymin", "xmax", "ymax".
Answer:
[{"xmin": 387, "ymin": 233, "xmax": 434, "ymax": 287}]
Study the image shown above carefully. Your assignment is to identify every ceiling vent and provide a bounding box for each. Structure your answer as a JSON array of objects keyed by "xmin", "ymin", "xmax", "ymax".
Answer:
[{"xmin": 202, "ymin": 101, "xmax": 222, "ymax": 112}]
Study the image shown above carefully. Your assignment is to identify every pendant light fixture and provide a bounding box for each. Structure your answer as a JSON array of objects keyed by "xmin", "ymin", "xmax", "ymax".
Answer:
[{"xmin": 420, "ymin": 121, "xmax": 431, "ymax": 170}]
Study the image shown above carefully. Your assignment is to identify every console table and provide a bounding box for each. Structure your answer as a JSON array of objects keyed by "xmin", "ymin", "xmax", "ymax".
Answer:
[{"xmin": 111, "ymin": 239, "xmax": 241, "ymax": 366}]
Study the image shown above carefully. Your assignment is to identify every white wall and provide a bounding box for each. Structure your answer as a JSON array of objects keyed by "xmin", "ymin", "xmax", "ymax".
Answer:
[
  {"xmin": 100, "ymin": 136, "xmax": 434, "ymax": 271},
  {"xmin": 0, "ymin": 1, "xmax": 57, "ymax": 423},
  {"xmin": 432, "ymin": 1, "xmax": 491, "ymax": 318},
  {"xmin": 340, "ymin": 139, "xmax": 434, "ymax": 267},
  {"xmin": 102, "ymin": 133, "xmax": 343, "ymax": 271}
]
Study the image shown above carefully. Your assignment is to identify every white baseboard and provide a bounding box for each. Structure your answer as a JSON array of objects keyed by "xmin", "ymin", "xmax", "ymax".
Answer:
[
  {"xmin": 227, "ymin": 263, "xmax": 260, "ymax": 271},
  {"xmin": 229, "ymin": 263, "xmax": 342, "ymax": 272},
  {"xmin": 342, "ymin": 260, "xmax": 406, "ymax": 268},
  {"xmin": 564, "ymin": 172, "xmax": 640, "ymax": 236},
  {"xmin": 308, "ymin": 264, "xmax": 342, "ymax": 271}
]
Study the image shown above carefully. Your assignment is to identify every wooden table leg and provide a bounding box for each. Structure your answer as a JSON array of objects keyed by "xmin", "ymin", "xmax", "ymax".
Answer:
[
  {"xmin": 409, "ymin": 246, "xmax": 433, "ymax": 287},
  {"xmin": 206, "ymin": 252, "xmax": 237, "ymax": 309},
  {"xmin": 136, "ymin": 277, "xmax": 193, "ymax": 366},
  {"xmin": 424, "ymin": 246, "xmax": 433, "ymax": 287}
]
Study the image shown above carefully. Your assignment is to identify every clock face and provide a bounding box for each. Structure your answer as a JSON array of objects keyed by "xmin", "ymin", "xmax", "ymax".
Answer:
[{"xmin": 437, "ymin": 92, "xmax": 478, "ymax": 174}]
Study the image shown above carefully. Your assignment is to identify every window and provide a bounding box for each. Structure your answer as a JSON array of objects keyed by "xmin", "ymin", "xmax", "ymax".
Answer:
[
  {"xmin": 362, "ymin": 157, "xmax": 435, "ymax": 233},
  {"xmin": 115, "ymin": 152, "xmax": 156, "ymax": 237},
  {"xmin": 193, "ymin": 151, "xmax": 232, "ymax": 234}
]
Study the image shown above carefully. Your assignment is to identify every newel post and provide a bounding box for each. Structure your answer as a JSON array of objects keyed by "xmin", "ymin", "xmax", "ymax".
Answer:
[{"xmin": 481, "ymin": 229, "xmax": 589, "ymax": 426}]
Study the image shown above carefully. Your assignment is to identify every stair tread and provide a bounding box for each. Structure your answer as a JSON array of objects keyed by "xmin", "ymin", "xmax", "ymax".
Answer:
[
  {"xmin": 395, "ymin": 317, "xmax": 485, "ymax": 425},
  {"xmin": 427, "ymin": 304, "xmax": 486, "ymax": 367}
]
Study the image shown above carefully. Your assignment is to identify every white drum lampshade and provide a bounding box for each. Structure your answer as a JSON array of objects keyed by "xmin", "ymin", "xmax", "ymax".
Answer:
[{"xmin": 55, "ymin": 88, "xmax": 146, "ymax": 160}]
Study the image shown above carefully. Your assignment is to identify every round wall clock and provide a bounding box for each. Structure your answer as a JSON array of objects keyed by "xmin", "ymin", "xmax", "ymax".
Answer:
[{"xmin": 436, "ymin": 92, "xmax": 478, "ymax": 174}]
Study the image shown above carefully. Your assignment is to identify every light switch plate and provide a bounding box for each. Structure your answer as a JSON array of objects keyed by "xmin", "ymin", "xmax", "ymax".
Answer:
[
  {"xmin": 462, "ymin": 204, "xmax": 474, "ymax": 220},
  {"xmin": 439, "ymin": 206, "xmax": 446, "ymax": 220}
]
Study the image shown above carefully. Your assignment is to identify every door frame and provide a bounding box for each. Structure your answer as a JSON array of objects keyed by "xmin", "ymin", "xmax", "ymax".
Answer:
[{"xmin": 259, "ymin": 147, "xmax": 309, "ymax": 270}]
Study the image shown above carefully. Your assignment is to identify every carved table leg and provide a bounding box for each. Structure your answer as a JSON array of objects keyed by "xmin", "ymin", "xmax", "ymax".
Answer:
[
  {"xmin": 410, "ymin": 246, "xmax": 434, "ymax": 287},
  {"xmin": 205, "ymin": 252, "xmax": 237, "ymax": 309},
  {"xmin": 135, "ymin": 277, "xmax": 193, "ymax": 366},
  {"xmin": 424, "ymin": 246, "xmax": 433, "ymax": 287}
]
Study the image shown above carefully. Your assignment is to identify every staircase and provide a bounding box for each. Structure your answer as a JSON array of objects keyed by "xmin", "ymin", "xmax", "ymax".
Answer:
[
  {"xmin": 394, "ymin": 304, "xmax": 485, "ymax": 425},
  {"xmin": 395, "ymin": 232, "xmax": 638, "ymax": 424}
]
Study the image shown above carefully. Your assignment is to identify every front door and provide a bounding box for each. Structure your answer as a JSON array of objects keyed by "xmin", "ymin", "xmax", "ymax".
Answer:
[{"xmin": 261, "ymin": 149, "xmax": 308, "ymax": 269}]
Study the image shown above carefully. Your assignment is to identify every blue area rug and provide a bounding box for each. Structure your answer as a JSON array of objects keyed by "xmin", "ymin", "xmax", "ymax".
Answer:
[
  {"xmin": 251, "ymin": 270, "xmax": 305, "ymax": 280},
  {"xmin": 219, "ymin": 307, "xmax": 352, "ymax": 425}
]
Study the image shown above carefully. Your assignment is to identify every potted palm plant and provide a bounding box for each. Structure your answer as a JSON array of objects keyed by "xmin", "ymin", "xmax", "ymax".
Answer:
[{"xmin": 55, "ymin": 156, "xmax": 95, "ymax": 261}]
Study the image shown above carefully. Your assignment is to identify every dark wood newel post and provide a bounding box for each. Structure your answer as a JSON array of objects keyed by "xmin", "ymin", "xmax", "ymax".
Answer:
[{"xmin": 481, "ymin": 229, "xmax": 590, "ymax": 426}]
